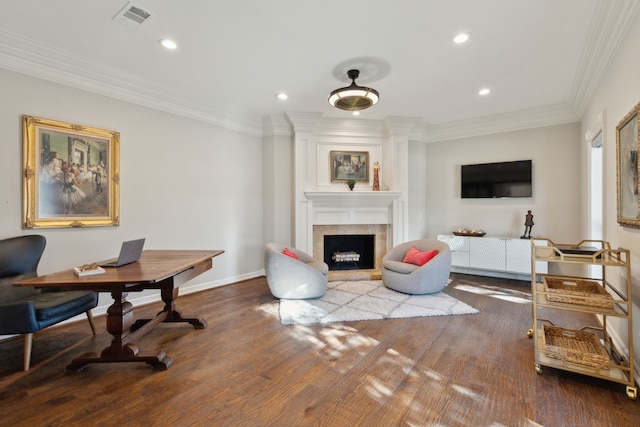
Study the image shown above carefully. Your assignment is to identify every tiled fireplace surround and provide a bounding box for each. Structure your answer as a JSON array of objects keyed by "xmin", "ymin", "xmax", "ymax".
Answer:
[{"xmin": 313, "ymin": 223, "xmax": 388, "ymax": 280}]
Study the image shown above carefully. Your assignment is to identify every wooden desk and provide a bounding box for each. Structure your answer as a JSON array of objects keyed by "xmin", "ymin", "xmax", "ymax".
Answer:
[{"xmin": 16, "ymin": 249, "xmax": 224, "ymax": 371}]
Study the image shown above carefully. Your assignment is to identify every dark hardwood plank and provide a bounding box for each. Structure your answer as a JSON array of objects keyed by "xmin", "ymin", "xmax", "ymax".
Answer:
[{"xmin": 0, "ymin": 274, "xmax": 638, "ymax": 426}]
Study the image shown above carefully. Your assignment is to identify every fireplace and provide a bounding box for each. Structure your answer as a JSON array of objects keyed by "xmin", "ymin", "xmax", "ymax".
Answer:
[
  {"xmin": 324, "ymin": 234, "xmax": 375, "ymax": 271},
  {"xmin": 313, "ymin": 224, "xmax": 387, "ymax": 280}
]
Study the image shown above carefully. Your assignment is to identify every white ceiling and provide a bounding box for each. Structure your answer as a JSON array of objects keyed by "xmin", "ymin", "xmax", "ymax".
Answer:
[{"xmin": 0, "ymin": 0, "xmax": 638, "ymax": 139}]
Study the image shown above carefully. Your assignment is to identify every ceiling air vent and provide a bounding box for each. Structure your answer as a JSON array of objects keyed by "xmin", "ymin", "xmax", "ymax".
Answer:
[{"xmin": 113, "ymin": 2, "xmax": 153, "ymax": 29}]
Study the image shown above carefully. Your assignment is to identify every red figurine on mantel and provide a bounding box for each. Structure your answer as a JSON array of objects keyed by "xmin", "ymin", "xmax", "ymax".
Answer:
[{"xmin": 372, "ymin": 161, "xmax": 380, "ymax": 191}]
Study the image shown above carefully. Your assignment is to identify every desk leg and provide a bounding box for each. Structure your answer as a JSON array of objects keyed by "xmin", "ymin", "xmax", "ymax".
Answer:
[
  {"xmin": 160, "ymin": 287, "xmax": 208, "ymax": 328},
  {"xmin": 131, "ymin": 286, "xmax": 208, "ymax": 331},
  {"xmin": 66, "ymin": 290, "xmax": 173, "ymax": 372}
]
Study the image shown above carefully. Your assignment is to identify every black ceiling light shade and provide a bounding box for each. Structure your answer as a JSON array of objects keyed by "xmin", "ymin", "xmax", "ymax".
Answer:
[{"xmin": 328, "ymin": 69, "xmax": 380, "ymax": 111}]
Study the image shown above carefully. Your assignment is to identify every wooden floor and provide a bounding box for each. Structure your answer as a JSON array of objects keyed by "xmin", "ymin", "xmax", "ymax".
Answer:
[{"xmin": 1, "ymin": 274, "xmax": 638, "ymax": 426}]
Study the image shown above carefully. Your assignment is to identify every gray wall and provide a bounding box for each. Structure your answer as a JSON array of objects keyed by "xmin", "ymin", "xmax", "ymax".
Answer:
[
  {"xmin": 0, "ymin": 68, "xmax": 265, "ymax": 313},
  {"xmin": 581, "ymin": 9, "xmax": 640, "ymax": 374},
  {"xmin": 423, "ymin": 123, "xmax": 582, "ymax": 242}
]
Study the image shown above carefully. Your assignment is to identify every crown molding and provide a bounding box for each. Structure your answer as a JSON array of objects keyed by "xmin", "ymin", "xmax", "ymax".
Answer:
[
  {"xmin": 262, "ymin": 114, "xmax": 292, "ymax": 137},
  {"xmin": 2, "ymin": 0, "xmax": 638, "ymax": 143},
  {"xmin": 418, "ymin": 0, "xmax": 640, "ymax": 143},
  {"xmin": 418, "ymin": 102, "xmax": 581, "ymax": 143},
  {"xmin": 285, "ymin": 112, "xmax": 323, "ymax": 133},
  {"xmin": 313, "ymin": 116, "xmax": 388, "ymax": 138},
  {"xmin": 284, "ymin": 113, "xmax": 393, "ymax": 138},
  {"xmin": 0, "ymin": 30, "xmax": 262, "ymax": 136},
  {"xmin": 569, "ymin": 0, "xmax": 640, "ymax": 116},
  {"xmin": 384, "ymin": 117, "xmax": 423, "ymax": 138}
]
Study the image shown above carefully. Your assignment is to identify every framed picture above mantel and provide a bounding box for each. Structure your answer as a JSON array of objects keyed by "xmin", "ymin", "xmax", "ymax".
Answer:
[
  {"xmin": 616, "ymin": 101, "xmax": 640, "ymax": 228},
  {"xmin": 22, "ymin": 115, "xmax": 120, "ymax": 229},
  {"xmin": 330, "ymin": 150, "xmax": 369, "ymax": 182}
]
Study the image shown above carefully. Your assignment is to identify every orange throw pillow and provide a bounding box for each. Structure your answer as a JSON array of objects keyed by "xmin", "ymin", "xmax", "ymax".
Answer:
[
  {"xmin": 402, "ymin": 246, "xmax": 439, "ymax": 266},
  {"xmin": 282, "ymin": 248, "xmax": 299, "ymax": 259}
]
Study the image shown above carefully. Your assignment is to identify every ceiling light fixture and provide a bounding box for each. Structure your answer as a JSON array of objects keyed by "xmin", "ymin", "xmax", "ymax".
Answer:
[
  {"xmin": 159, "ymin": 39, "xmax": 177, "ymax": 50},
  {"xmin": 478, "ymin": 88, "xmax": 491, "ymax": 96},
  {"xmin": 328, "ymin": 69, "xmax": 379, "ymax": 111},
  {"xmin": 276, "ymin": 92, "xmax": 288, "ymax": 100},
  {"xmin": 453, "ymin": 32, "xmax": 470, "ymax": 44}
]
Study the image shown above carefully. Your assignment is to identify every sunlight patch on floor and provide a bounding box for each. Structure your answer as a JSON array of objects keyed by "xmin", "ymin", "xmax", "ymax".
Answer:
[
  {"xmin": 451, "ymin": 383, "xmax": 480, "ymax": 399},
  {"xmin": 364, "ymin": 375, "xmax": 393, "ymax": 399},
  {"xmin": 258, "ymin": 297, "xmax": 491, "ymax": 420},
  {"xmin": 256, "ymin": 292, "xmax": 534, "ymax": 426},
  {"xmin": 453, "ymin": 284, "xmax": 531, "ymax": 304},
  {"xmin": 286, "ymin": 323, "xmax": 381, "ymax": 374},
  {"xmin": 256, "ymin": 301, "xmax": 279, "ymax": 318}
]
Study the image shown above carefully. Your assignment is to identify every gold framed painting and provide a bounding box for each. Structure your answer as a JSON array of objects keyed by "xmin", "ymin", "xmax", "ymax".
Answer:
[
  {"xmin": 22, "ymin": 115, "xmax": 120, "ymax": 229},
  {"xmin": 330, "ymin": 150, "xmax": 369, "ymax": 182},
  {"xmin": 616, "ymin": 101, "xmax": 640, "ymax": 228}
]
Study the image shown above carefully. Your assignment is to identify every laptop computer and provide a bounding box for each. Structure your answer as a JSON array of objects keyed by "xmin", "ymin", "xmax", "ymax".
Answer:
[{"xmin": 99, "ymin": 238, "xmax": 145, "ymax": 267}]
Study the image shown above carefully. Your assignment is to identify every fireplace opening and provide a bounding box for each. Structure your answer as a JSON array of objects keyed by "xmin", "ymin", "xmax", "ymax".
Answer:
[{"xmin": 324, "ymin": 234, "xmax": 375, "ymax": 271}]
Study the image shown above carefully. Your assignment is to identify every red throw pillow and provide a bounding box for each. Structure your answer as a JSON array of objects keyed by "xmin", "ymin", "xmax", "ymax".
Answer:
[
  {"xmin": 402, "ymin": 247, "xmax": 439, "ymax": 266},
  {"xmin": 282, "ymin": 248, "xmax": 299, "ymax": 259}
]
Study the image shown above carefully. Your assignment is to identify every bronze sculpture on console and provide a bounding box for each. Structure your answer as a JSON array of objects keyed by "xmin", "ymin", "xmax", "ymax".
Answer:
[{"xmin": 521, "ymin": 210, "xmax": 534, "ymax": 239}]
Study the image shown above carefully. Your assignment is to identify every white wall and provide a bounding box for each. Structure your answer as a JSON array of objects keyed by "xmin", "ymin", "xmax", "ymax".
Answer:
[
  {"xmin": 581, "ymin": 9, "xmax": 640, "ymax": 374},
  {"xmin": 263, "ymin": 131, "xmax": 294, "ymax": 245},
  {"xmin": 0, "ymin": 68, "xmax": 265, "ymax": 314},
  {"xmin": 408, "ymin": 141, "xmax": 428, "ymax": 240},
  {"xmin": 424, "ymin": 123, "xmax": 582, "ymax": 241}
]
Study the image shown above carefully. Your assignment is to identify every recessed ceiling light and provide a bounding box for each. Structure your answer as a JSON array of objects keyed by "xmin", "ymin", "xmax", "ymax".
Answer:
[
  {"xmin": 352, "ymin": 111, "xmax": 360, "ymax": 116},
  {"xmin": 276, "ymin": 92, "xmax": 288, "ymax": 101},
  {"xmin": 453, "ymin": 32, "xmax": 470, "ymax": 44},
  {"xmin": 159, "ymin": 39, "xmax": 177, "ymax": 50},
  {"xmin": 478, "ymin": 88, "xmax": 491, "ymax": 96}
]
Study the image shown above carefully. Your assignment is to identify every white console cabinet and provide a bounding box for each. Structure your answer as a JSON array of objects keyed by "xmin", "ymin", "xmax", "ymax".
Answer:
[{"xmin": 437, "ymin": 235, "xmax": 547, "ymax": 279}]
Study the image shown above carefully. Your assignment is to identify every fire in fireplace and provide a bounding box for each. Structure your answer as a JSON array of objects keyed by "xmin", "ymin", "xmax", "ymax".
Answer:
[{"xmin": 324, "ymin": 234, "xmax": 375, "ymax": 270}]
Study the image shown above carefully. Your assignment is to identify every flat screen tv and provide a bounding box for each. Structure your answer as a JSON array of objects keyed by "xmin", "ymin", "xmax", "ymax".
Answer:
[{"xmin": 461, "ymin": 160, "xmax": 532, "ymax": 198}]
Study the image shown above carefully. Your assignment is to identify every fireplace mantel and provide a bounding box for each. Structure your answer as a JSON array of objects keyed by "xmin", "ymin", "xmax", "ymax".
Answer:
[
  {"xmin": 304, "ymin": 191, "xmax": 401, "ymax": 207},
  {"xmin": 303, "ymin": 191, "xmax": 402, "ymax": 229}
]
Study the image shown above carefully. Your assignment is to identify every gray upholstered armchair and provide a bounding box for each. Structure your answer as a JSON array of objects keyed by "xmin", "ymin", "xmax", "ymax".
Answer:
[
  {"xmin": 264, "ymin": 242, "xmax": 328, "ymax": 299},
  {"xmin": 0, "ymin": 235, "xmax": 98, "ymax": 370},
  {"xmin": 381, "ymin": 239, "xmax": 452, "ymax": 295}
]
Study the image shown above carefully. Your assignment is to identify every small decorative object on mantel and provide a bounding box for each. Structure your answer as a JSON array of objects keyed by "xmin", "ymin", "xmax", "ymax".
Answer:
[
  {"xmin": 520, "ymin": 210, "xmax": 534, "ymax": 239},
  {"xmin": 453, "ymin": 228, "xmax": 486, "ymax": 237},
  {"xmin": 347, "ymin": 179, "xmax": 356, "ymax": 191},
  {"xmin": 372, "ymin": 161, "xmax": 380, "ymax": 191}
]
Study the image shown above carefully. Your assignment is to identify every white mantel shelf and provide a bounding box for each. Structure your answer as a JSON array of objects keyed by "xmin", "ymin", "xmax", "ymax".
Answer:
[{"xmin": 304, "ymin": 191, "xmax": 402, "ymax": 207}]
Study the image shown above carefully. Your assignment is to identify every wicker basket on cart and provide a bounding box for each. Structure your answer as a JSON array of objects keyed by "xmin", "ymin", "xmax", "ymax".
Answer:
[
  {"xmin": 542, "ymin": 325, "xmax": 609, "ymax": 368},
  {"xmin": 543, "ymin": 277, "xmax": 613, "ymax": 309}
]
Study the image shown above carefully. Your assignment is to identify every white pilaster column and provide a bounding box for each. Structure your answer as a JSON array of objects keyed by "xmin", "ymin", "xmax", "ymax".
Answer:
[
  {"xmin": 286, "ymin": 112, "xmax": 322, "ymax": 252},
  {"xmin": 384, "ymin": 117, "xmax": 421, "ymax": 245}
]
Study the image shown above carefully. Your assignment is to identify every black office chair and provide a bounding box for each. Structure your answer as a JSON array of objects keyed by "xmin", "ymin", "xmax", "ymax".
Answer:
[{"xmin": 0, "ymin": 235, "xmax": 98, "ymax": 370}]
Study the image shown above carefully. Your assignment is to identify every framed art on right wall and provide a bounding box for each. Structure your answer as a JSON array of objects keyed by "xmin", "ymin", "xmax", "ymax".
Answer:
[{"xmin": 616, "ymin": 100, "xmax": 640, "ymax": 228}]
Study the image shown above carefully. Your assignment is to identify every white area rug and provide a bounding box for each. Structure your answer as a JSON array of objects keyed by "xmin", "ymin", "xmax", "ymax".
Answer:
[{"xmin": 279, "ymin": 280, "xmax": 478, "ymax": 325}]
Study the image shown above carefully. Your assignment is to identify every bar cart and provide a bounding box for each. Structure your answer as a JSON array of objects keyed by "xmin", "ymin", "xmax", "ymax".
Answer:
[{"xmin": 528, "ymin": 239, "xmax": 636, "ymax": 400}]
